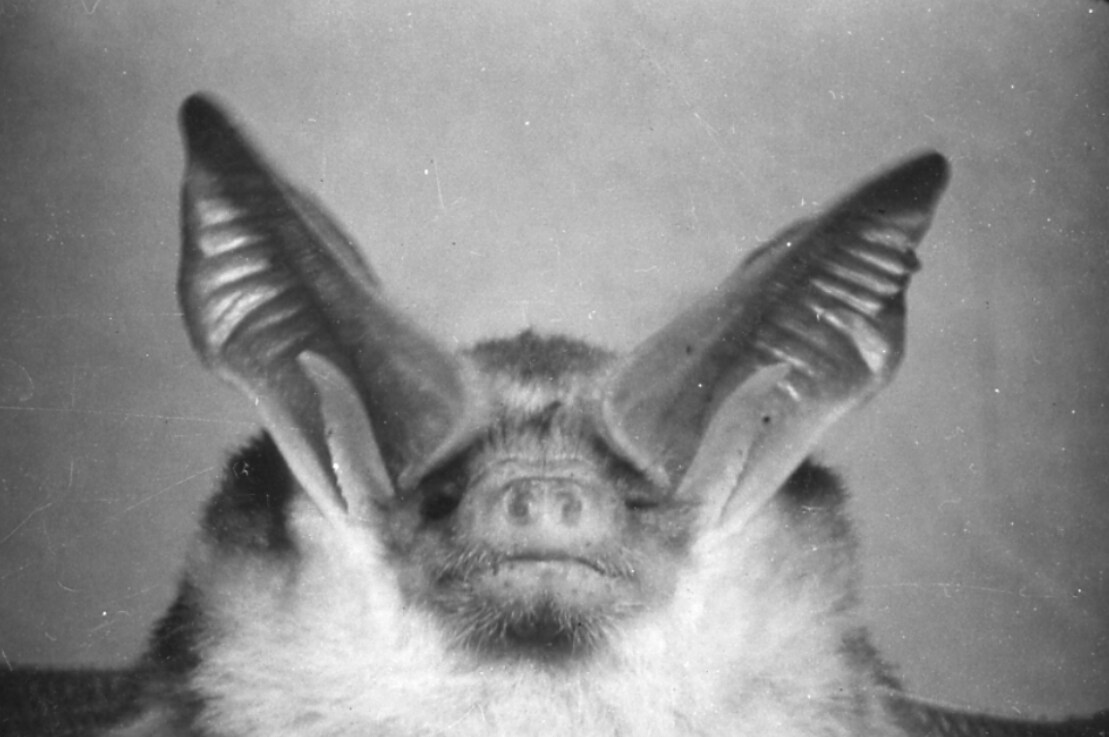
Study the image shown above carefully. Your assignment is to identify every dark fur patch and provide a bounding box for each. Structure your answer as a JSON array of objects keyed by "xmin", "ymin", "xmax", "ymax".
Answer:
[
  {"xmin": 201, "ymin": 434, "xmax": 296, "ymax": 555},
  {"xmin": 778, "ymin": 460, "xmax": 855, "ymax": 550},
  {"xmin": 780, "ymin": 461, "xmax": 845, "ymax": 510},
  {"xmin": 468, "ymin": 330, "xmax": 611, "ymax": 381},
  {"xmin": 434, "ymin": 590, "xmax": 616, "ymax": 661},
  {"xmin": 144, "ymin": 581, "xmax": 204, "ymax": 676},
  {"xmin": 841, "ymin": 628, "xmax": 902, "ymax": 693},
  {"xmin": 136, "ymin": 583, "xmax": 207, "ymax": 733}
]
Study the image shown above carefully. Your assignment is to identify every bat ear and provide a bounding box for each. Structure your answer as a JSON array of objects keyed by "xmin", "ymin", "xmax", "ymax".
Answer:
[
  {"xmin": 600, "ymin": 152, "xmax": 950, "ymax": 528},
  {"xmin": 177, "ymin": 94, "xmax": 484, "ymax": 525}
]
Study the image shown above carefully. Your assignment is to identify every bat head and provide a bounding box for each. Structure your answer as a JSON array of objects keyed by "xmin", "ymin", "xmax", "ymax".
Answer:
[
  {"xmin": 176, "ymin": 94, "xmax": 949, "ymax": 664},
  {"xmin": 380, "ymin": 334, "xmax": 689, "ymax": 656}
]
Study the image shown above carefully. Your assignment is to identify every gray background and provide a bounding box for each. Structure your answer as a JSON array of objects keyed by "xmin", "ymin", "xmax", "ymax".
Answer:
[{"xmin": 1, "ymin": 0, "xmax": 1107, "ymax": 719}]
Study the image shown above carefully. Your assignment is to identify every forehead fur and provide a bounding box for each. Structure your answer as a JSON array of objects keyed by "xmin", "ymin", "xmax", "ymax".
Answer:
[
  {"xmin": 467, "ymin": 330, "xmax": 613, "ymax": 381},
  {"xmin": 458, "ymin": 330, "xmax": 626, "ymax": 475},
  {"xmin": 466, "ymin": 330, "xmax": 615, "ymax": 414}
]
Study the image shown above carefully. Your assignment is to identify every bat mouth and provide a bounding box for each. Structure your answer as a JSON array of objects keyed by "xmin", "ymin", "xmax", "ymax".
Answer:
[
  {"xmin": 426, "ymin": 546, "xmax": 640, "ymax": 659},
  {"xmin": 434, "ymin": 542, "xmax": 635, "ymax": 584},
  {"xmin": 470, "ymin": 551, "xmax": 629, "ymax": 605},
  {"xmin": 501, "ymin": 552, "xmax": 614, "ymax": 576}
]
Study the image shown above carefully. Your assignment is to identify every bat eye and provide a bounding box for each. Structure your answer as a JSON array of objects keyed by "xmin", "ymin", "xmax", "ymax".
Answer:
[
  {"xmin": 420, "ymin": 477, "xmax": 467, "ymax": 521},
  {"xmin": 414, "ymin": 455, "xmax": 472, "ymax": 521},
  {"xmin": 623, "ymin": 494, "xmax": 660, "ymax": 512},
  {"xmin": 422, "ymin": 490, "xmax": 462, "ymax": 521}
]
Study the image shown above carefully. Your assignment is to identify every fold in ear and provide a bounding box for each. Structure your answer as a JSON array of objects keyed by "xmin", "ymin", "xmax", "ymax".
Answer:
[
  {"xmin": 177, "ymin": 94, "xmax": 483, "ymax": 521},
  {"xmin": 601, "ymin": 152, "xmax": 950, "ymax": 523},
  {"xmin": 297, "ymin": 352, "xmax": 391, "ymax": 525},
  {"xmin": 674, "ymin": 363, "xmax": 790, "ymax": 529}
]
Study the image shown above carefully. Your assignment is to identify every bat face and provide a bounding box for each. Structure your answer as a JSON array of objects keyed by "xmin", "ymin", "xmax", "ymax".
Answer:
[{"xmin": 381, "ymin": 335, "xmax": 690, "ymax": 657}]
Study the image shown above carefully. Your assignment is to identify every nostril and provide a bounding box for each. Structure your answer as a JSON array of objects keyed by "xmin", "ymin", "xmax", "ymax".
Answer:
[
  {"xmin": 501, "ymin": 480, "xmax": 591, "ymax": 530},
  {"xmin": 507, "ymin": 486, "xmax": 534, "ymax": 524},
  {"xmin": 556, "ymin": 488, "xmax": 583, "ymax": 525}
]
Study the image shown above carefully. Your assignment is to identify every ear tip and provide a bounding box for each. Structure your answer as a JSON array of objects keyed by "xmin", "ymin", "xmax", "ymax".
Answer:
[
  {"xmin": 179, "ymin": 93, "xmax": 239, "ymax": 159},
  {"xmin": 902, "ymin": 149, "xmax": 951, "ymax": 194},
  {"xmin": 180, "ymin": 93, "xmax": 224, "ymax": 130},
  {"xmin": 890, "ymin": 149, "xmax": 951, "ymax": 201},
  {"xmin": 849, "ymin": 150, "xmax": 951, "ymax": 220}
]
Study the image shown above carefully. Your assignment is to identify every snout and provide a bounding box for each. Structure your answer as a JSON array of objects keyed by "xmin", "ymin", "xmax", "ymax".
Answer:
[{"xmin": 472, "ymin": 476, "xmax": 617, "ymax": 555}]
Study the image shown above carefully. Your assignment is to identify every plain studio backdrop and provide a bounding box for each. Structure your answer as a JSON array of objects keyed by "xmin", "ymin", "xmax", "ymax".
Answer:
[{"xmin": 1, "ymin": 0, "xmax": 1106, "ymax": 719}]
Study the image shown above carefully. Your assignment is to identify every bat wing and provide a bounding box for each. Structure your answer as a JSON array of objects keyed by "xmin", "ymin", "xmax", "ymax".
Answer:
[
  {"xmin": 0, "ymin": 668, "xmax": 144, "ymax": 736},
  {"xmin": 886, "ymin": 691, "xmax": 1109, "ymax": 737}
]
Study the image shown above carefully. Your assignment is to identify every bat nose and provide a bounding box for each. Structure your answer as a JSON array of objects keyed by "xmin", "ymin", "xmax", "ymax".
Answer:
[
  {"xmin": 506, "ymin": 481, "xmax": 584, "ymax": 527},
  {"xmin": 483, "ymin": 477, "xmax": 611, "ymax": 551}
]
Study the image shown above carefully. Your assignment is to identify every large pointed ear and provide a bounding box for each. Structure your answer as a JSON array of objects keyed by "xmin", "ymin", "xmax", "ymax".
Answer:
[
  {"xmin": 177, "ymin": 94, "xmax": 484, "ymax": 525},
  {"xmin": 601, "ymin": 152, "xmax": 950, "ymax": 527}
]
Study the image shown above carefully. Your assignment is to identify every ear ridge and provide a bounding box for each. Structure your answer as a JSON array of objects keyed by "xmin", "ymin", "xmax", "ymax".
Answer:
[
  {"xmin": 602, "ymin": 152, "xmax": 950, "ymax": 513},
  {"xmin": 178, "ymin": 94, "xmax": 481, "ymax": 519}
]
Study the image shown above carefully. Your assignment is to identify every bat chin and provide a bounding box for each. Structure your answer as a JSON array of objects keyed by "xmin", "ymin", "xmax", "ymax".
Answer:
[{"xmin": 439, "ymin": 554, "xmax": 630, "ymax": 660}]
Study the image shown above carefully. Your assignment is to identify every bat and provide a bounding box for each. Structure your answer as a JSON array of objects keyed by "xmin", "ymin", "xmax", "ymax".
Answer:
[{"xmin": 1, "ymin": 95, "xmax": 1105, "ymax": 737}]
